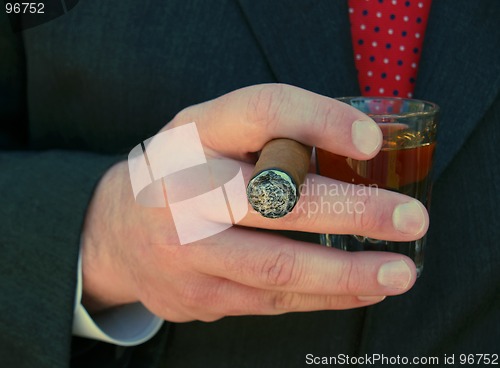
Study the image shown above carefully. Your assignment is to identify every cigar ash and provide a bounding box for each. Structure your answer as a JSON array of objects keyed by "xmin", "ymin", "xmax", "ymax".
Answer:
[{"xmin": 246, "ymin": 169, "xmax": 298, "ymax": 218}]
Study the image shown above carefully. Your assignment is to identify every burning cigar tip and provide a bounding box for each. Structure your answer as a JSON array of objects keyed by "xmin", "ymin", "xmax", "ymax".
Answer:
[
  {"xmin": 246, "ymin": 138, "xmax": 312, "ymax": 219},
  {"xmin": 246, "ymin": 169, "xmax": 298, "ymax": 219}
]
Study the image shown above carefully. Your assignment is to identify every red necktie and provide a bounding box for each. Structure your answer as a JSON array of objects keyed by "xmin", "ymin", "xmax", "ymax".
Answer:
[{"xmin": 349, "ymin": 0, "xmax": 432, "ymax": 97}]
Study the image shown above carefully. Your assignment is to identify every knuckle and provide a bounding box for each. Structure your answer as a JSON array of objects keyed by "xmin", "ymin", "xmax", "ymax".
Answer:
[
  {"xmin": 272, "ymin": 291, "xmax": 302, "ymax": 311},
  {"xmin": 179, "ymin": 282, "xmax": 211, "ymax": 310},
  {"xmin": 308, "ymin": 98, "xmax": 352, "ymax": 144},
  {"xmin": 336, "ymin": 258, "xmax": 362, "ymax": 294},
  {"xmin": 169, "ymin": 106, "xmax": 197, "ymax": 127},
  {"xmin": 352, "ymin": 192, "xmax": 384, "ymax": 234},
  {"xmin": 246, "ymin": 84, "xmax": 288, "ymax": 132},
  {"xmin": 312, "ymin": 101, "xmax": 340, "ymax": 138},
  {"xmin": 259, "ymin": 248, "xmax": 298, "ymax": 287},
  {"xmin": 167, "ymin": 101, "xmax": 209, "ymax": 132},
  {"xmin": 324, "ymin": 295, "xmax": 344, "ymax": 309}
]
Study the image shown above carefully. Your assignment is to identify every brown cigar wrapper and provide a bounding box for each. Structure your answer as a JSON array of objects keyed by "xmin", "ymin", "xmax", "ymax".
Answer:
[{"xmin": 246, "ymin": 139, "xmax": 312, "ymax": 218}]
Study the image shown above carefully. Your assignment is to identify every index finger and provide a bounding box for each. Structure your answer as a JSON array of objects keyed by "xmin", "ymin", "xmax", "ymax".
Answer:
[{"xmin": 170, "ymin": 83, "xmax": 382, "ymax": 161}]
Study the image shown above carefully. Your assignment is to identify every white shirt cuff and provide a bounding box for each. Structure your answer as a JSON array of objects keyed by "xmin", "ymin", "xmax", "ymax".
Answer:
[{"xmin": 72, "ymin": 249, "xmax": 163, "ymax": 346}]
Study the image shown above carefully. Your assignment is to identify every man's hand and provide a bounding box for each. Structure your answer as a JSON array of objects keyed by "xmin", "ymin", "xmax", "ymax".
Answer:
[{"xmin": 81, "ymin": 84, "xmax": 428, "ymax": 322}]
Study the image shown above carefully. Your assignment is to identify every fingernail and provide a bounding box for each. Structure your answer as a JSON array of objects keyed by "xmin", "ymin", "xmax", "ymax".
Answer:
[
  {"xmin": 358, "ymin": 295, "xmax": 386, "ymax": 302},
  {"xmin": 392, "ymin": 200, "xmax": 426, "ymax": 235},
  {"xmin": 351, "ymin": 119, "xmax": 382, "ymax": 156},
  {"xmin": 377, "ymin": 260, "xmax": 412, "ymax": 289}
]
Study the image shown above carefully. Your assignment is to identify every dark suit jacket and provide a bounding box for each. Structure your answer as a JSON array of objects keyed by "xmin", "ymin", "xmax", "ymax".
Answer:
[{"xmin": 1, "ymin": 0, "xmax": 499, "ymax": 367}]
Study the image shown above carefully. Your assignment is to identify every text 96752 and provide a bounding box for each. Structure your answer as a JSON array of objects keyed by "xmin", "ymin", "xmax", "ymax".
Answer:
[{"xmin": 5, "ymin": 2, "xmax": 44, "ymax": 13}]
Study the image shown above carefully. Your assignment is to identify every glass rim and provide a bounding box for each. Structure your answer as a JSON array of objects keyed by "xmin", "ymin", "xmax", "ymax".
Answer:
[{"xmin": 335, "ymin": 96, "xmax": 440, "ymax": 119}]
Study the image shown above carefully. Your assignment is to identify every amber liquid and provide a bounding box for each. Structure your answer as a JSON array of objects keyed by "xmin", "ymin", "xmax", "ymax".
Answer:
[
  {"xmin": 317, "ymin": 142, "xmax": 435, "ymax": 196},
  {"xmin": 316, "ymin": 142, "xmax": 436, "ymax": 274}
]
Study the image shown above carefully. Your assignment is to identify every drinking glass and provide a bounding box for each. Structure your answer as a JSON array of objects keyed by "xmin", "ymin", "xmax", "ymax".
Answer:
[{"xmin": 316, "ymin": 97, "xmax": 439, "ymax": 276}]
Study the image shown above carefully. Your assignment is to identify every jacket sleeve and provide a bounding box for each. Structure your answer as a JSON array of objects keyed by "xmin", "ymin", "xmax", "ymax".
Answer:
[{"xmin": 0, "ymin": 11, "xmax": 123, "ymax": 368}]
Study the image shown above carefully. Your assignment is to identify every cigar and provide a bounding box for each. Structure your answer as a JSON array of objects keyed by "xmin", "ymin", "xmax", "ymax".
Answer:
[{"xmin": 246, "ymin": 138, "xmax": 312, "ymax": 218}]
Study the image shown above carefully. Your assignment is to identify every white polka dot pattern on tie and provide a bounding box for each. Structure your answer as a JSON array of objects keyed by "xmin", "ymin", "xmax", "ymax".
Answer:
[{"xmin": 348, "ymin": 0, "xmax": 432, "ymax": 97}]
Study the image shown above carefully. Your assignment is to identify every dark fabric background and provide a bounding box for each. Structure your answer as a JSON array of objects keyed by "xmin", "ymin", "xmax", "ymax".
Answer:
[{"xmin": 0, "ymin": 0, "xmax": 499, "ymax": 367}]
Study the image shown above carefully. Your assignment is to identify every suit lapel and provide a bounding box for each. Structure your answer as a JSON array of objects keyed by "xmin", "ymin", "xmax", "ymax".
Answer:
[
  {"xmin": 415, "ymin": 0, "xmax": 500, "ymax": 179},
  {"xmin": 237, "ymin": 0, "xmax": 359, "ymax": 98},
  {"xmin": 237, "ymin": 0, "xmax": 500, "ymax": 180}
]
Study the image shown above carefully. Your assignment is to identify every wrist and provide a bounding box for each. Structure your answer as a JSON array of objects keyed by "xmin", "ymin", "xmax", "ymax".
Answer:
[{"xmin": 81, "ymin": 161, "xmax": 139, "ymax": 313}]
